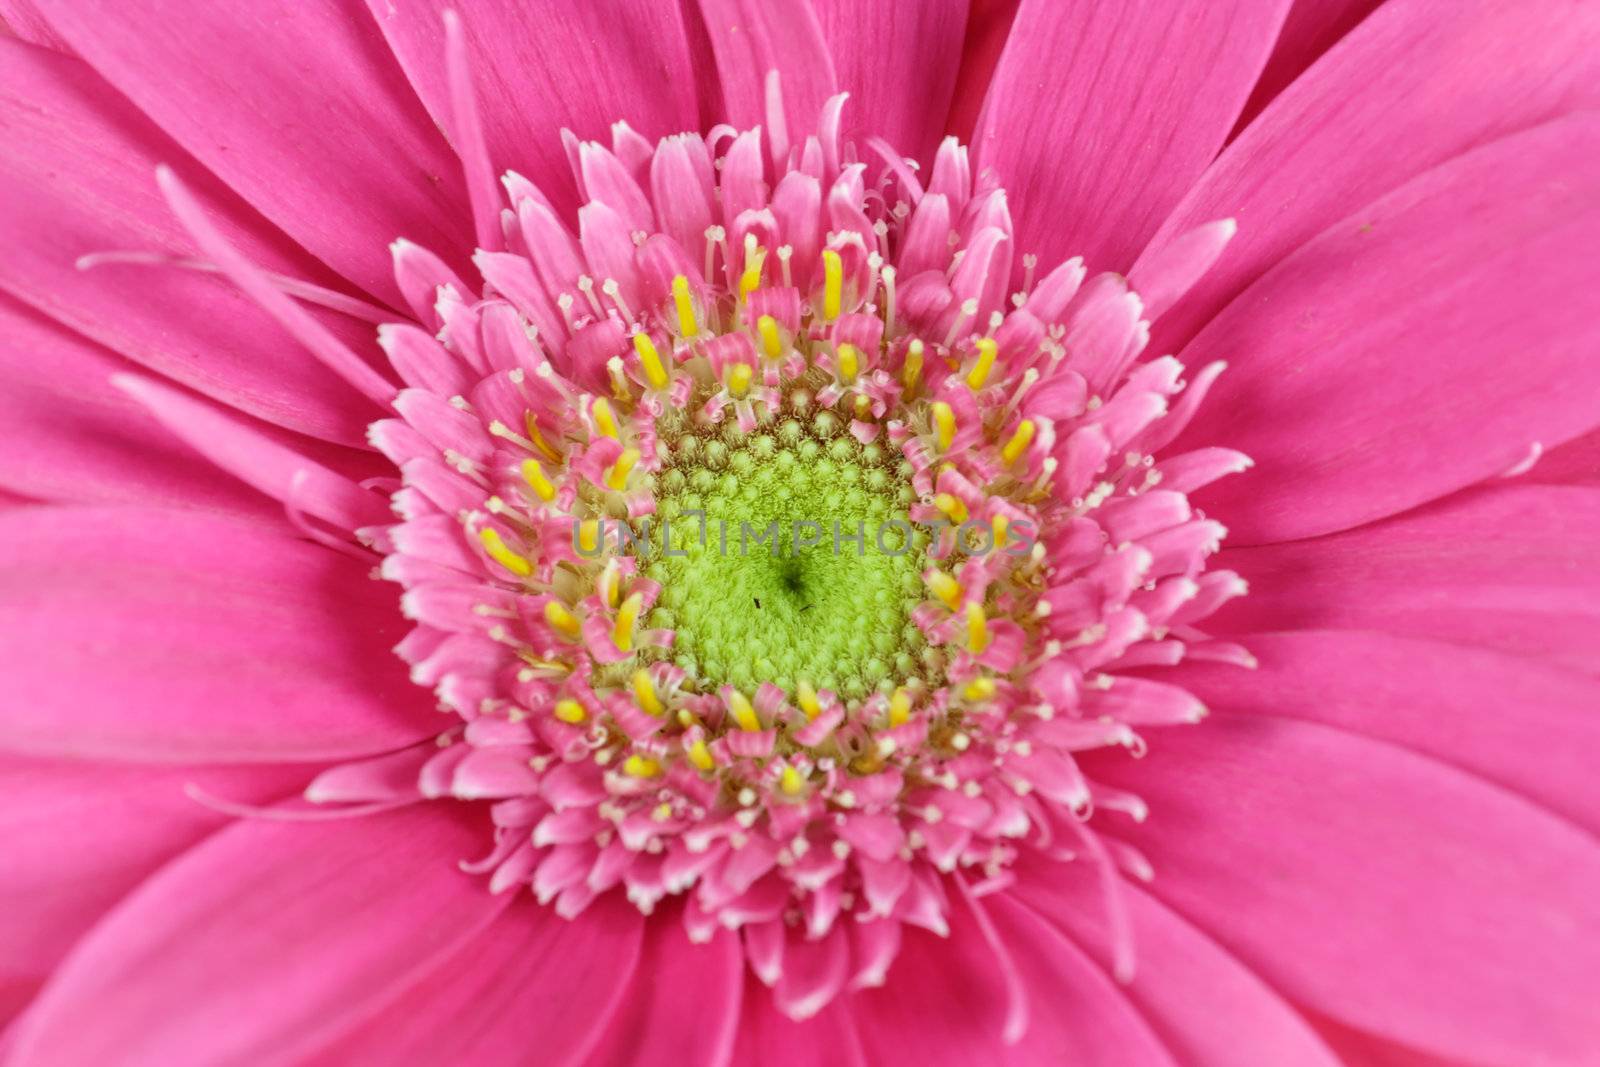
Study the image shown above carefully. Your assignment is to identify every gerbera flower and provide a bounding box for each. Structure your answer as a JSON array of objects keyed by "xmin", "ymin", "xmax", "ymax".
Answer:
[{"xmin": 3, "ymin": 1, "xmax": 1598, "ymax": 1064}]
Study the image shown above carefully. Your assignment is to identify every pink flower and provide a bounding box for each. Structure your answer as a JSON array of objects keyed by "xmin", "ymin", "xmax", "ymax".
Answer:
[{"xmin": 2, "ymin": 1, "xmax": 1598, "ymax": 1064}]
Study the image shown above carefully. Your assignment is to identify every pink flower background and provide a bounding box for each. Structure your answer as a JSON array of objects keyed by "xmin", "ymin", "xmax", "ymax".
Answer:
[{"xmin": 2, "ymin": 0, "xmax": 1599, "ymax": 1065}]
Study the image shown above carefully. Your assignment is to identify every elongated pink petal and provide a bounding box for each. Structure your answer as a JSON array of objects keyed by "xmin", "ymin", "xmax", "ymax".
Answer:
[
  {"xmin": 730, "ymin": 982, "xmax": 868, "ymax": 1067},
  {"xmin": 1089, "ymin": 716, "xmax": 1600, "ymax": 1065},
  {"xmin": 1232, "ymin": 0, "xmax": 1382, "ymax": 131},
  {"xmin": 296, "ymin": 896, "xmax": 644, "ymax": 1067},
  {"xmin": 814, "ymin": 0, "xmax": 969, "ymax": 163},
  {"xmin": 366, "ymin": 0, "xmax": 706, "ymax": 219},
  {"xmin": 7, "ymin": 805, "xmax": 504, "ymax": 1067},
  {"xmin": 28, "ymin": 0, "xmax": 473, "ymax": 303},
  {"xmin": 1526, "ymin": 430, "xmax": 1600, "ymax": 487},
  {"xmin": 1142, "ymin": 0, "xmax": 1600, "ymax": 353},
  {"xmin": 1178, "ymin": 114, "xmax": 1600, "ymax": 542},
  {"xmin": 1214, "ymin": 484, "xmax": 1600, "ymax": 675},
  {"xmin": 696, "ymin": 0, "xmax": 838, "ymax": 150},
  {"xmin": 0, "ymin": 0, "xmax": 66, "ymax": 50},
  {"xmin": 973, "ymin": 0, "xmax": 1288, "ymax": 272},
  {"xmin": 0, "ymin": 507, "xmax": 438, "ymax": 763},
  {"xmin": 0, "ymin": 39, "xmax": 383, "ymax": 444}
]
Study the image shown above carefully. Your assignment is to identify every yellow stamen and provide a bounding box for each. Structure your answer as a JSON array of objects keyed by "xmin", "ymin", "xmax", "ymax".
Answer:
[
  {"xmin": 605, "ymin": 447, "xmax": 640, "ymax": 491},
  {"xmin": 553, "ymin": 698, "xmax": 587, "ymax": 724},
  {"xmin": 756, "ymin": 314, "xmax": 784, "ymax": 360},
  {"xmin": 991, "ymin": 513, "xmax": 1010, "ymax": 553},
  {"xmin": 543, "ymin": 600, "xmax": 581, "ymax": 640},
  {"xmin": 966, "ymin": 602, "xmax": 990, "ymax": 654},
  {"xmin": 966, "ymin": 337, "xmax": 998, "ymax": 390},
  {"xmin": 727, "ymin": 362, "xmax": 754, "ymax": 398},
  {"xmin": 632, "ymin": 332, "xmax": 670, "ymax": 390},
  {"xmin": 520, "ymin": 458, "xmax": 557, "ymax": 502},
  {"xmin": 779, "ymin": 764, "xmax": 805, "ymax": 796},
  {"xmin": 1001, "ymin": 419, "xmax": 1036, "ymax": 465},
  {"xmin": 687, "ymin": 738, "xmax": 715, "ymax": 772},
  {"xmin": 934, "ymin": 492, "xmax": 969, "ymax": 525},
  {"xmin": 671, "ymin": 274, "xmax": 698, "ymax": 338},
  {"xmin": 927, "ymin": 570, "xmax": 962, "ymax": 611},
  {"xmin": 524, "ymin": 416, "xmax": 561, "ymax": 462},
  {"xmin": 591, "ymin": 397, "xmax": 619, "ymax": 440},
  {"xmin": 932, "ymin": 401, "xmax": 956, "ymax": 451},
  {"xmin": 796, "ymin": 680, "xmax": 822, "ymax": 720},
  {"xmin": 901, "ymin": 338, "xmax": 924, "ymax": 390},
  {"xmin": 727, "ymin": 689, "xmax": 761, "ymax": 732},
  {"xmin": 836, "ymin": 342, "xmax": 860, "ymax": 385},
  {"xmin": 821, "ymin": 249, "xmax": 842, "ymax": 320},
  {"xmin": 964, "ymin": 677, "xmax": 997, "ymax": 702},
  {"xmin": 478, "ymin": 528, "xmax": 532, "ymax": 577},
  {"xmin": 598, "ymin": 559, "xmax": 622, "ymax": 608},
  {"xmin": 576, "ymin": 519, "xmax": 601, "ymax": 555},
  {"xmin": 623, "ymin": 754, "xmax": 662, "ymax": 778},
  {"xmin": 632, "ymin": 668, "xmax": 665, "ymax": 717},
  {"xmin": 612, "ymin": 591, "xmax": 643, "ymax": 652},
  {"xmin": 739, "ymin": 239, "xmax": 766, "ymax": 301},
  {"xmin": 888, "ymin": 687, "xmax": 912, "ymax": 727}
]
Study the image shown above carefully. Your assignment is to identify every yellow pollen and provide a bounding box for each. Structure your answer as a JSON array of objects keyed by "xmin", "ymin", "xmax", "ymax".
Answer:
[
  {"xmin": 671, "ymin": 274, "xmax": 698, "ymax": 337},
  {"xmin": 992, "ymin": 513, "xmax": 1010, "ymax": 553},
  {"xmin": 852, "ymin": 393, "xmax": 872, "ymax": 420},
  {"xmin": 727, "ymin": 689, "xmax": 761, "ymax": 732},
  {"xmin": 739, "ymin": 239, "xmax": 766, "ymax": 300},
  {"xmin": 598, "ymin": 560, "xmax": 622, "ymax": 608},
  {"xmin": 727, "ymin": 362, "xmax": 754, "ymax": 398},
  {"xmin": 632, "ymin": 332, "xmax": 670, "ymax": 390},
  {"xmin": 926, "ymin": 570, "xmax": 963, "ymax": 611},
  {"xmin": 756, "ymin": 314, "xmax": 785, "ymax": 359},
  {"xmin": 605, "ymin": 447, "xmax": 640, "ymax": 491},
  {"xmin": 934, "ymin": 492, "xmax": 969, "ymax": 524},
  {"xmin": 524, "ymin": 415, "xmax": 561, "ymax": 462},
  {"xmin": 543, "ymin": 600, "xmax": 582, "ymax": 640},
  {"xmin": 553, "ymin": 698, "xmax": 587, "ymax": 724},
  {"xmin": 836, "ymin": 343, "xmax": 860, "ymax": 385},
  {"xmin": 576, "ymin": 519, "xmax": 602, "ymax": 555},
  {"xmin": 821, "ymin": 249, "xmax": 843, "ymax": 320},
  {"xmin": 520, "ymin": 458, "xmax": 557, "ymax": 502},
  {"xmin": 591, "ymin": 397, "xmax": 619, "ymax": 439},
  {"xmin": 687, "ymin": 738, "xmax": 715, "ymax": 772},
  {"xmin": 932, "ymin": 401, "xmax": 956, "ymax": 451},
  {"xmin": 612, "ymin": 591, "xmax": 644, "ymax": 652},
  {"xmin": 796, "ymin": 680, "xmax": 822, "ymax": 719},
  {"xmin": 632, "ymin": 668, "xmax": 665, "ymax": 716},
  {"xmin": 964, "ymin": 677, "xmax": 997, "ymax": 701},
  {"xmin": 478, "ymin": 528, "xmax": 532, "ymax": 577},
  {"xmin": 888, "ymin": 687, "xmax": 912, "ymax": 727},
  {"xmin": 967, "ymin": 337, "xmax": 998, "ymax": 389},
  {"xmin": 1001, "ymin": 420, "xmax": 1036, "ymax": 465},
  {"xmin": 623, "ymin": 754, "xmax": 662, "ymax": 778},
  {"xmin": 966, "ymin": 602, "xmax": 991, "ymax": 654},
  {"xmin": 779, "ymin": 764, "xmax": 806, "ymax": 796},
  {"xmin": 902, "ymin": 339, "xmax": 924, "ymax": 390}
]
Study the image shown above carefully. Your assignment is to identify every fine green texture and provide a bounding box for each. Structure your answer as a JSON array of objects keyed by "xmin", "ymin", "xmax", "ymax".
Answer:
[{"xmin": 644, "ymin": 416, "xmax": 930, "ymax": 700}]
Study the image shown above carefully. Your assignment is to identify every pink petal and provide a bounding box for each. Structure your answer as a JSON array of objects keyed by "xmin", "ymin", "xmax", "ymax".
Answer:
[
  {"xmin": 0, "ymin": 757, "xmax": 311, "ymax": 979},
  {"xmin": 813, "ymin": 0, "xmax": 968, "ymax": 162},
  {"xmin": 944, "ymin": 0, "xmax": 1018, "ymax": 142},
  {"xmin": 1142, "ymin": 0, "xmax": 1600, "ymax": 353},
  {"xmin": 1178, "ymin": 114, "xmax": 1600, "ymax": 543},
  {"xmin": 1232, "ymin": 0, "xmax": 1382, "ymax": 132},
  {"xmin": 366, "ymin": 0, "xmax": 707, "ymax": 219},
  {"xmin": 1526, "ymin": 430, "xmax": 1600, "ymax": 487},
  {"xmin": 1214, "ymin": 484, "xmax": 1600, "ymax": 676},
  {"xmin": 973, "ymin": 0, "xmax": 1288, "ymax": 272},
  {"xmin": 0, "ymin": 0, "xmax": 68, "ymax": 51},
  {"xmin": 297, "ymin": 896, "xmax": 644, "ymax": 1066},
  {"xmin": 696, "ymin": 0, "xmax": 838, "ymax": 150},
  {"xmin": 0, "ymin": 506, "xmax": 438, "ymax": 763},
  {"xmin": 6, "ymin": 805, "xmax": 504, "ymax": 1067},
  {"xmin": 0, "ymin": 38, "xmax": 383, "ymax": 444},
  {"xmin": 730, "ymin": 981, "xmax": 868, "ymax": 1067},
  {"xmin": 1089, "ymin": 715, "xmax": 1600, "ymax": 1065},
  {"xmin": 29, "ymin": 0, "xmax": 473, "ymax": 303}
]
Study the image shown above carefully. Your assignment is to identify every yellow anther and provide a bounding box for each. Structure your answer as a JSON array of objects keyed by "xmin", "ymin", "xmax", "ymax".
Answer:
[
  {"xmin": 796, "ymin": 680, "xmax": 822, "ymax": 720},
  {"xmin": 1001, "ymin": 419, "xmax": 1036, "ymax": 465},
  {"xmin": 671, "ymin": 274, "xmax": 698, "ymax": 338},
  {"xmin": 478, "ymin": 528, "xmax": 532, "ymax": 577},
  {"xmin": 739, "ymin": 239, "xmax": 766, "ymax": 301},
  {"xmin": 553, "ymin": 698, "xmax": 587, "ymax": 724},
  {"xmin": 836, "ymin": 342, "xmax": 860, "ymax": 385},
  {"xmin": 821, "ymin": 249, "xmax": 843, "ymax": 320},
  {"xmin": 888, "ymin": 687, "xmax": 913, "ymax": 727},
  {"xmin": 991, "ymin": 513, "xmax": 1010, "ymax": 553},
  {"xmin": 934, "ymin": 492, "xmax": 969, "ymax": 525},
  {"xmin": 779, "ymin": 764, "xmax": 806, "ymax": 797},
  {"xmin": 605, "ymin": 447, "xmax": 640, "ymax": 491},
  {"xmin": 653, "ymin": 801, "xmax": 674, "ymax": 820},
  {"xmin": 902, "ymin": 338, "xmax": 924, "ymax": 390},
  {"xmin": 932, "ymin": 401, "xmax": 956, "ymax": 451},
  {"xmin": 591, "ymin": 397, "xmax": 619, "ymax": 440},
  {"xmin": 966, "ymin": 602, "xmax": 990, "ymax": 654},
  {"xmin": 757, "ymin": 314, "xmax": 784, "ymax": 359},
  {"xmin": 576, "ymin": 519, "xmax": 602, "ymax": 555},
  {"xmin": 611, "ymin": 591, "xmax": 644, "ymax": 652},
  {"xmin": 927, "ymin": 570, "xmax": 963, "ymax": 611},
  {"xmin": 632, "ymin": 332, "xmax": 670, "ymax": 390},
  {"xmin": 727, "ymin": 689, "xmax": 761, "ymax": 732},
  {"xmin": 598, "ymin": 560, "xmax": 622, "ymax": 608},
  {"xmin": 727, "ymin": 362, "xmax": 754, "ymax": 398},
  {"xmin": 520, "ymin": 458, "xmax": 557, "ymax": 502},
  {"xmin": 623, "ymin": 754, "xmax": 662, "ymax": 778},
  {"xmin": 966, "ymin": 337, "xmax": 998, "ymax": 390},
  {"xmin": 543, "ymin": 600, "xmax": 582, "ymax": 640},
  {"xmin": 632, "ymin": 668, "xmax": 665, "ymax": 717},
  {"xmin": 524, "ymin": 415, "xmax": 561, "ymax": 462},
  {"xmin": 853, "ymin": 393, "xmax": 873, "ymax": 420},
  {"xmin": 687, "ymin": 738, "xmax": 715, "ymax": 772},
  {"xmin": 964, "ymin": 677, "xmax": 997, "ymax": 702}
]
